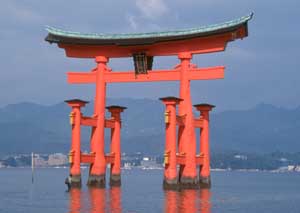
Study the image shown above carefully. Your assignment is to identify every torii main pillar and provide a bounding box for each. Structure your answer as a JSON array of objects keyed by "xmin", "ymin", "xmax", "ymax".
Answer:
[
  {"xmin": 195, "ymin": 104, "xmax": 215, "ymax": 188},
  {"xmin": 87, "ymin": 56, "xmax": 108, "ymax": 187},
  {"xmin": 177, "ymin": 52, "xmax": 198, "ymax": 188}
]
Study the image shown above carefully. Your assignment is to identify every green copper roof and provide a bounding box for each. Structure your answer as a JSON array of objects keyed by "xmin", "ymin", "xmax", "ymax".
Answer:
[{"xmin": 45, "ymin": 13, "xmax": 253, "ymax": 45}]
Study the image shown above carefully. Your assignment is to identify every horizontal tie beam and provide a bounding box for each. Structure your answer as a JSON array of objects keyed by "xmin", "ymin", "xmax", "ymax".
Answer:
[
  {"xmin": 194, "ymin": 118, "xmax": 204, "ymax": 128},
  {"xmin": 68, "ymin": 72, "xmax": 96, "ymax": 84},
  {"xmin": 67, "ymin": 66, "xmax": 225, "ymax": 84},
  {"xmin": 80, "ymin": 153, "xmax": 115, "ymax": 164},
  {"xmin": 81, "ymin": 116, "xmax": 115, "ymax": 128}
]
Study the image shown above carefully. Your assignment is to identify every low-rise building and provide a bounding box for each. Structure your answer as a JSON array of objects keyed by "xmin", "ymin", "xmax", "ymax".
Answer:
[{"xmin": 48, "ymin": 153, "xmax": 68, "ymax": 166}]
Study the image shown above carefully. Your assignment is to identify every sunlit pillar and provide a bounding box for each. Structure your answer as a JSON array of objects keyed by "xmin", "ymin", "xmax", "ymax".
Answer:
[
  {"xmin": 178, "ymin": 52, "xmax": 198, "ymax": 189},
  {"xmin": 194, "ymin": 104, "xmax": 215, "ymax": 188},
  {"xmin": 106, "ymin": 105, "xmax": 127, "ymax": 187},
  {"xmin": 88, "ymin": 56, "xmax": 109, "ymax": 187},
  {"xmin": 65, "ymin": 99, "xmax": 88, "ymax": 188},
  {"xmin": 160, "ymin": 97, "xmax": 182, "ymax": 190}
]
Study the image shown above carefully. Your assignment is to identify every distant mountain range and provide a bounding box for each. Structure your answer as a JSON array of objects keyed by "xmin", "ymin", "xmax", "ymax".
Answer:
[{"xmin": 0, "ymin": 99, "xmax": 299, "ymax": 156}]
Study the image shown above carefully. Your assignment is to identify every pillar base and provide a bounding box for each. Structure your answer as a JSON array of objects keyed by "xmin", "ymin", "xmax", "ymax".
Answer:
[
  {"xmin": 87, "ymin": 174, "xmax": 106, "ymax": 188},
  {"xmin": 65, "ymin": 174, "xmax": 81, "ymax": 189},
  {"xmin": 179, "ymin": 176, "xmax": 199, "ymax": 189},
  {"xmin": 110, "ymin": 174, "xmax": 121, "ymax": 187},
  {"xmin": 199, "ymin": 176, "xmax": 211, "ymax": 189},
  {"xmin": 163, "ymin": 178, "xmax": 179, "ymax": 190}
]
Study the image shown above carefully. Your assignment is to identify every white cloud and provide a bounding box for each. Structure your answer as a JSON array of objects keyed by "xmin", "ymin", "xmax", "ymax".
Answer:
[
  {"xmin": 135, "ymin": 0, "xmax": 169, "ymax": 19},
  {"xmin": 126, "ymin": 14, "xmax": 138, "ymax": 30}
]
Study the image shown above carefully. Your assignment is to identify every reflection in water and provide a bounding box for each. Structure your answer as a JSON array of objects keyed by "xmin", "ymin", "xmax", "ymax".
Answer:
[
  {"xmin": 69, "ymin": 187, "xmax": 210, "ymax": 213},
  {"xmin": 89, "ymin": 188, "xmax": 106, "ymax": 213},
  {"xmin": 199, "ymin": 189, "xmax": 211, "ymax": 213},
  {"xmin": 164, "ymin": 189, "xmax": 211, "ymax": 213},
  {"xmin": 164, "ymin": 190, "xmax": 178, "ymax": 213},
  {"xmin": 179, "ymin": 190, "xmax": 198, "ymax": 213},
  {"xmin": 69, "ymin": 187, "xmax": 122, "ymax": 213},
  {"xmin": 69, "ymin": 188, "xmax": 82, "ymax": 213},
  {"xmin": 109, "ymin": 187, "xmax": 122, "ymax": 213}
]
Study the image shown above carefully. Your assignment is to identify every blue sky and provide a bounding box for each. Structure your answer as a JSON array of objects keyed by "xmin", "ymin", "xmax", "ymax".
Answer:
[{"xmin": 0, "ymin": 0, "xmax": 299, "ymax": 111}]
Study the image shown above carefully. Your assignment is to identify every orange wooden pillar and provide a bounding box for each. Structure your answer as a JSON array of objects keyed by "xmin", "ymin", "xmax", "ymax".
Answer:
[
  {"xmin": 194, "ymin": 104, "xmax": 215, "ymax": 188},
  {"xmin": 106, "ymin": 105, "xmax": 126, "ymax": 187},
  {"xmin": 178, "ymin": 52, "xmax": 198, "ymax": 189},
  {"xmin": 160, "ymin": 97, "xmax": 182, "ymax": 190},
  {"xmin": 88, "ymin": 56, "xmax": 109, "ymax": 187},
  {"xmin": 65, "ymin": 99, "xmax": 88, "ymax": 188}
]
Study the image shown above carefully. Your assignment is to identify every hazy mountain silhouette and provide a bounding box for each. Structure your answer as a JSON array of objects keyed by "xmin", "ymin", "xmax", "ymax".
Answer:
[{"xmin": 0, "ymin": 99, "xmax": 299, "ymax": 156}]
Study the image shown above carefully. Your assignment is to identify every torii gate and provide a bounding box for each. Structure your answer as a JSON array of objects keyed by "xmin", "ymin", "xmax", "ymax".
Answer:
[{"xmin": 45, "ymin": 13, "xmax": 252, "ymax": 190}]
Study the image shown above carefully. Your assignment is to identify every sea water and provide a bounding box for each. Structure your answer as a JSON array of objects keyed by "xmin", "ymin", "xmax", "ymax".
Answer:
[{"xmin": 0, "ymin": 168, "xmax": 299, "ymax": 212}]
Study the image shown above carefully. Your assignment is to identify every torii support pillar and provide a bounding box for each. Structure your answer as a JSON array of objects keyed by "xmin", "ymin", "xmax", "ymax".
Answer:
[
  {"xmin": 160, "ymin": 96, "xmax": 182, "ymax": 190},
  {"xmin": 178, "ymin": 52, "xmax": 198, "ymax": 189},
  {"xmin": 106, "ymin": 105, "xmax": 127, "ymax": 187},
  {"xmin": 65, "ymin": 99, "xmax": 88, "ymax": 188},
  {"xmin": 87, "ymin": 56, "xmax": 108, "ymax": 188},
  {"xmin": 194, "ymin": 104, "xmax": 215, "ymax": 188}
]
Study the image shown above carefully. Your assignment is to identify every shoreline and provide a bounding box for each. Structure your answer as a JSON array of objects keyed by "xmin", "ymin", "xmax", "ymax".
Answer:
[{"xmin": 1, "ymin": 166, "xmax": 299, "ymax": 173}]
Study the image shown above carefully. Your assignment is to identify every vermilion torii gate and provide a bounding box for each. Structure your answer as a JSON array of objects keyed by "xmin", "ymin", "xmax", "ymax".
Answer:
[{"xmin": 45, "ymin": 13, "xmax": 252, "ymax": 190}]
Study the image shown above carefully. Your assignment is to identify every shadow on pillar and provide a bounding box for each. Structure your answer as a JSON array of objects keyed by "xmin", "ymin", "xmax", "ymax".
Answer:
[
  {"xmin": 199, "ymin": 175, "xmax": 211, "ymax": 189},
  {"xmin": 110, "ymin": 174, "xmax": 121, "ymax": 187},
  {"xmin": 179, "ymin": 176, "xmax": 199, "ymax": 190},
  {"xmin": 87, "ymin": 175, "xmax": 106, "ymax": 188},
  {"xmin": 65, "ymin": 175, "xmax": 82, "ymax": 189}
]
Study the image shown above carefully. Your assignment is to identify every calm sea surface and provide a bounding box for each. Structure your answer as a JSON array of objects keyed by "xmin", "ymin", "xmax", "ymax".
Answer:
[{"xmin": 0, "ymin": 168, "xmax": 299, "ymax": 213}]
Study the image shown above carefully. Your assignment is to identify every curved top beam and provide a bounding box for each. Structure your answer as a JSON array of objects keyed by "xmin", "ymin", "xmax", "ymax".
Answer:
[{"xmin": 45, "ymin": 13, "xmax": 253, "ymax": 46}]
